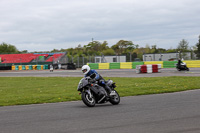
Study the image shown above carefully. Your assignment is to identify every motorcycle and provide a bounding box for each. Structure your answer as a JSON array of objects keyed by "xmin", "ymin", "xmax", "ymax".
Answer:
[
  {"xmin": 77, "ymin": 74, "xmax": 120, "ymax": 107},
  {"xmin": 176, "ymin": 62, "xmax": 189, "ymax": 71}
]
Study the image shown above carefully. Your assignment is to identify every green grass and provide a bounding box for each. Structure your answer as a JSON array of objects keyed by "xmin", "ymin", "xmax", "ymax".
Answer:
[{"xmin": 0, "ymin": 77, "xmax": 200, "ymax": 106}]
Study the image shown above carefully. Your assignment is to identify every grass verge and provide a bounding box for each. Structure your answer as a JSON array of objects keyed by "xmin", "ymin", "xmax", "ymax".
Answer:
[{"xmin": 0, "ymin": 76, "xmax": 200, "ymax": 106}]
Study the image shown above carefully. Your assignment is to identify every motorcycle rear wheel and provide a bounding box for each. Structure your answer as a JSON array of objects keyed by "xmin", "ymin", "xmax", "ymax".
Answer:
[{"xmin": 81, "ymin": 92, "xmax": 96, "ymax": 107}]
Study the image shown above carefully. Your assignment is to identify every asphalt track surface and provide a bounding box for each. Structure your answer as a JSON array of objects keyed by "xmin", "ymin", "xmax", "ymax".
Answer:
[
  {"xmin": 0, "ymin": 68, "xmax": 200, "ymax": 133},
  {"xmin": 0, "ymin": 68, "xmax": 200, "ymax": 77},
  {"xmin": 0, "ymin": 90, "xmax": 200, "ymax": 133}
]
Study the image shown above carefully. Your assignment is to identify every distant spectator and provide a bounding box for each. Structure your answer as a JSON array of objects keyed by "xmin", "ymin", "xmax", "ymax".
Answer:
[{"xmin": 50, "ymin": 65, "xmax": 53, "ymax": 72}]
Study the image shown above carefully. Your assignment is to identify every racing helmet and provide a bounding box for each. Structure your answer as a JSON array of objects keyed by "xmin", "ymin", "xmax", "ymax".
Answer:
[{"xmin": 81, "ymin": 65, "xmax": 90, "ymax": 75}]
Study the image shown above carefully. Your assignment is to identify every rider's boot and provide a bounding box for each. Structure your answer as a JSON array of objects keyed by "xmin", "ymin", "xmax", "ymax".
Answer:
[{"xmin": 104, "ymin": 85, "xmax": 115, "ymax": 96}]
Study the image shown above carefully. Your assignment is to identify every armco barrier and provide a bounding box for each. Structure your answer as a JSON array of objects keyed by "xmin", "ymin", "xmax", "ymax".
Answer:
[
  {"xmin": 163, "ymin": 61, "xmax": 177, "ymax": 68},
  {"xmin": 184, "ymin": 60, "xmax": 200, "ymax": 68},
  {"xmin": 99, "ymin": 63, "xmax": 109, "ymax": 69},
  {"xmin": 87, "ymin": 60, "xmax": 200, "ymax": 70},
  {"xmin": 120, "ymin": 62, "xmax": 132, "ymax": 69},
  {"xmin": 110, "ymin": 62, "xmax": 120, "ymax": 69},
  {"xmin": 132, "ymin": 62, "xmax": 144, "ymax": 69},
  {"xmin": 88, "ymin": 63, "xmax": 99, "ymax": 69}
]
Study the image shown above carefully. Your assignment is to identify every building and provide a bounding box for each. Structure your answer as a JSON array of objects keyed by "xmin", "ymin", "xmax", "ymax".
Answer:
[
  {"xmin": 143, "ymin": 52, "xmax": 194, "ymax": 61},
  {"xmin": 95, "ymin": 55, "xmax": 126, "ymax": 63}
]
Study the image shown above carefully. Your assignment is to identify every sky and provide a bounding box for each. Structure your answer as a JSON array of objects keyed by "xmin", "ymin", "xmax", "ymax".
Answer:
[{"xmin": 0, "ymin": 0, "xmax": 200, "ymax": 52}]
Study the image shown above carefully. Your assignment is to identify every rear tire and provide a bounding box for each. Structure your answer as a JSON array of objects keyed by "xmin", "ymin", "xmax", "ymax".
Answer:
[
  {"xmin": 81, "ymin": 92, "xmax": 96, "ymax": 107},
  {"xmin": 109, "ymin": 90, "xmax": 120, "ymax": 105}
]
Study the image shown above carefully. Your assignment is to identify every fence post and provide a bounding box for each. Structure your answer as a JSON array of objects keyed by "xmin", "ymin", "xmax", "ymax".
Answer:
[
  {"xmin": 77, "ymin": 56, "xmax": 79, "ymax": 68},
  {"xmin": 82, "ymin": 56, "xmax": 84, "ymax": 65}
]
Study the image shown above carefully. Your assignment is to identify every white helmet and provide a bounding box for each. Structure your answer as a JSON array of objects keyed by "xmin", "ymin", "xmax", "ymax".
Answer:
[{"xmin": 81, "ymin": 65, "xmax": 90, "ymax": 75}]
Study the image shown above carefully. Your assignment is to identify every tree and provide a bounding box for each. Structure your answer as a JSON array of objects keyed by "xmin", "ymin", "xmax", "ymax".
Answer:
[
  {"xmin": 111, "ymin": 40, "xmax": 135, "ymax": 55},
  {"xmin": 177, "ymin": 39, "xmax": 189, "ymax": 59},
  {"xmin": 150, "ymin": 45, "xmax": 159, "ymax": 53},
  {"xmin": 132, "ymin": 47, "xmax": 148, "ymax": 61},
  {"xmin": 102, "ymin": 48, "xmax": 115, "ymax": 55},
  {"xmin": 84, "ymin": 41, "xmax": 101, "ymax": 52},
  {"xmin": 83, "ymin": 41, "xmax": 109, "ymax": 56},
  {"xmin": 0, "ymin": 42, "xmax": 18, "ymax": 54},
  {"xmin": 51, "ymin": 48, "xmax": 60, "ymax": 53},
  {"xmin": 177, "ymin": 39, "xmax": 189, "ymax": 51},
  {"xmin": 195, "ymin": 35, "xmax": 200, "ymax": 59}
]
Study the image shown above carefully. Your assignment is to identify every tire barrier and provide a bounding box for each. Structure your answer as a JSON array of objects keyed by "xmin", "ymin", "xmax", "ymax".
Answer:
[
  {"xmin": 136, "ymin": 64, "xmax": 162, "ymax": 73},
  {"xmin": 12, "ymin": 65, "xmax": 48, "ymax": 70},
  {"xmin": 66, "ymin": 63, "xmax": 76, "ymax": 70},
  {"xmin": 11, "ymin": 63, "xmax": 77, "ymax": 71}
]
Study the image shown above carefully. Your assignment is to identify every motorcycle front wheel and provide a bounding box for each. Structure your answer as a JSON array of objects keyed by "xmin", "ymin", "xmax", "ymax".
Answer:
[
  {"xmin": 81, "ymin": 92, "xmax": 96, "ymax": 107},
  {"xmin": 109, "ymin": 90, "xmax": 120, "ymax": 105}
]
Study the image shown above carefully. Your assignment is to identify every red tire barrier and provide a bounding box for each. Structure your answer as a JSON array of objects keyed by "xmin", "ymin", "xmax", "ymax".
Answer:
[
  {"xmin": 152, "ymin": 64, "xmax": 158, "ymax": 73},
  {"xmin": 140, "ymin": 65, "xmax": 147, "ymax": 73},
  {"xmin": 136, "ymin": 64, "xmax": 161, "ymax": 73}
]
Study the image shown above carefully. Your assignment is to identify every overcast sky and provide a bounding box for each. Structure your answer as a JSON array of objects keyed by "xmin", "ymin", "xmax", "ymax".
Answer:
[{"xmin": 0, "ymin": 0, "xmax": 200, "ymax": 52}]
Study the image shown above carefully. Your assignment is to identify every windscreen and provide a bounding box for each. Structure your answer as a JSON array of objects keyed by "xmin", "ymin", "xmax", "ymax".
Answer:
[{"xmin": 77, "ymin": 78, "xmax": 89, "ymax": 90}]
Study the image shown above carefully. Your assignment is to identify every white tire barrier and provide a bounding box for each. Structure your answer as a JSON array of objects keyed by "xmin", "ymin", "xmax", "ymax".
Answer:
[{"xmin": 136, "ymin": 64, "xmax": 161, "ymax": 73}]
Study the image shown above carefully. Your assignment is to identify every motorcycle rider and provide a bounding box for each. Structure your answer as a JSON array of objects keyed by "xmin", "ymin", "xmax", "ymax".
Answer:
[
  {"xmin": 178, "ymin": 58, "xmax": 182, "ymax": 66},
  {"xmin": 81, "ymin": 65, "xmax": 116, "ymax": 96},
  {"xmin": 177, "ymin": 58, "xmax": 182, "ymax": 69}
]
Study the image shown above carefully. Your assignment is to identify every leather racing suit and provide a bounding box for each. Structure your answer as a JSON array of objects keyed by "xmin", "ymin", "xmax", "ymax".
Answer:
[{"xmin": 85, "ymin": 69, "xmax": 112, "ymax": 94}]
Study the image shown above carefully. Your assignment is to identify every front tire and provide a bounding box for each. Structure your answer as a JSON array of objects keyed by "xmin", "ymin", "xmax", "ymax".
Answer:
[
  {"xmin": 109, "ymin": 90, "xmax": 120, "ymax": 105},
  {"xmin": 184, "ymin": 66, "xmax": 189, "ymax": 71},
  {"xmin": 81, "ymin": 92, "xmax": 96, "ymax": 107}
]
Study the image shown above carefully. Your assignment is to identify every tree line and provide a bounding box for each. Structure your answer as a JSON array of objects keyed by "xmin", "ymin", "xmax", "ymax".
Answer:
[{"xmin": 1, "ymin": 35, "xmax": 200, "ymax": 60}]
